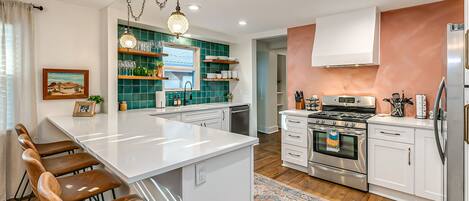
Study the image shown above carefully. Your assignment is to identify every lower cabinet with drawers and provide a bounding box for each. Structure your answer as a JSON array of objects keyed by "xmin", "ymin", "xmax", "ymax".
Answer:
[
  {"xmin": 368, "ymin": 122, "xmax": 443, "ymax": 201},
  {"xmin": 153, "ymin": 108, "xmax": 230, "ymax": 131},
  {"xmin": 280, "ymin": 114, "xmax": 309, "ymax": 173}
]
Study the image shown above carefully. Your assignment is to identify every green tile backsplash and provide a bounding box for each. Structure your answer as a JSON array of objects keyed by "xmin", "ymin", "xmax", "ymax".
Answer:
[{"xmin": 117, "ymin": 25, "xmax": 230, "ymax": 110}]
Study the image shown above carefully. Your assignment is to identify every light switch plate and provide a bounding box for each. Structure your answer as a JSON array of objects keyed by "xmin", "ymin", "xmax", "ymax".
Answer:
[{"xmin": 195, "ymin": 162, "xmax": 206, "ymax": 186}]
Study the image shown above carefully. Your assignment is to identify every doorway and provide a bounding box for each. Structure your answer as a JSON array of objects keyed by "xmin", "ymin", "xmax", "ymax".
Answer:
[{"xmin": 255, "ymin": 36, "xmax": 287, "ymax": 134}]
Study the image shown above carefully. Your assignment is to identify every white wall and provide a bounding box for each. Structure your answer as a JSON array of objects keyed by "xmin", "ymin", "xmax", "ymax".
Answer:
[
  {"xmin": 19, "ymin": 0, "xmax": 103, "ymax": 142},
  {"xmin": 229, "ymin": 38, "xmax": 257, "ymax": 136},
  {"xmin": 5, "ymin": 0, "xmax": 103, "ymax": 199}
]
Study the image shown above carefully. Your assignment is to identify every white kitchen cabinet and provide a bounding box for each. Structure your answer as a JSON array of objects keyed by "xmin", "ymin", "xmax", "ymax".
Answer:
[
  {"xmin": 368, "ymin": 138, "xmax": 414, "ymax": 194},
  {"xmin": 415, "ymin": 129, "xmax": 444, "ymax": 201},
  {"xmin": 281, "ymin": 143, "xmax": 308, "ymax": 167},
  {"xmin": 204, "ymin": 118, "xmax": 223, "ymax": 130},
  {"xmin": 182, "ymin": 109, "xmax": 222, "ymax": 123},
  {"xmin": 153, "ymin": 113, "xmax": 182, "ymax": 121},
  {"xmin": 280, "ymin": 114, "xmax": 309, "ymax": 171},
  {"xmin": 221, "ymin": 108, "xmax": 230, "ymax": 131},
  {"xmin": 182, "ymin": 108, "xmax": 230, "ymax": 131}
]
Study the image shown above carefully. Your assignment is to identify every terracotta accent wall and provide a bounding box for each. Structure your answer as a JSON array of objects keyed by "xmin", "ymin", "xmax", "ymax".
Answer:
[{"xmin": 287, "ymin": 0, "xmax": 463, "ymax": 116}]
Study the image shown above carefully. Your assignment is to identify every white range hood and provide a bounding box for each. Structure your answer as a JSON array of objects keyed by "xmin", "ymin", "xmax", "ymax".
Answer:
[{"xmin": 312, "ymin": 7, "xmax": 380, "ymax": 67}]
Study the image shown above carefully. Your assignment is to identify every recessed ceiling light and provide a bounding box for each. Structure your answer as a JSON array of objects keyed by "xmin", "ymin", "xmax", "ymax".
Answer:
[
  {"xmin": 238, "ymin": 20, "xmax": 247, "ymax": 26},
  {"xmin": 183, "ymin": 33, "xmax": 192, "ymax": 37},
  {"xmin": 188, "ymin": 4, "xmax": 200, "ymax": 11}
]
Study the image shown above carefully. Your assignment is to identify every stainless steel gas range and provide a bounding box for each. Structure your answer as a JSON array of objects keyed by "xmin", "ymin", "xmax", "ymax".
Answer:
[{"xmin": 307, "ymin": 96, "xmax": 375, "ymax": 191}]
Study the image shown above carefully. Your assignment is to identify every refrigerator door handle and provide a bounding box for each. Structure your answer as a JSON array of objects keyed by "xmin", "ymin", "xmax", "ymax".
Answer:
[
  {"xmin": 465, "ymin": 30, "xmax": 468, "ymax": 69},
  {"xmin": 465, "ymin": 104, "xmax": 469, "ymax": 143},
  {"xmin": 433, "ymin": 78, "xmax": 446, "ymax": 164}
]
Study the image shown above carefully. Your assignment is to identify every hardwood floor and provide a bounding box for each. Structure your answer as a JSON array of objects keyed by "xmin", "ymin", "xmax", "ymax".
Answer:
[{"xmin": 254, "ymin": 131, "xmax": 393, "ymax": 201}]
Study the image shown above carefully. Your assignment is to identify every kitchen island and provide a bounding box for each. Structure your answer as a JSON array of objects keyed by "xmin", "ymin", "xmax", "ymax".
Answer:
[{"xmin": 47, "ymin": 108, "xmax": 258, "ymax": 201}]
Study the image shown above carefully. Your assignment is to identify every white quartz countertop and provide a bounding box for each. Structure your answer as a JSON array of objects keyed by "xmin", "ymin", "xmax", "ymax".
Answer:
[
  {"xmin": 279, "ymin": 109, "xmax": 318, "ymax": 117},
  {"xmin": 47, "ymin": 110, "xmax": 258, "ymax": 184},
  {"xmin": 367, "ymin": 115, "xmax": 436, "ymax": 130},
  {"xmin": 128, "ymin": 102, "xmax": 249, "ymax": 115}
]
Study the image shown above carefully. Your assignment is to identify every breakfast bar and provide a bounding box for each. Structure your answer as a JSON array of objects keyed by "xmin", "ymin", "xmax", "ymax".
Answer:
[{"xmin": 47, "ymin": 111, "xmax": 258, "ymax": 201}]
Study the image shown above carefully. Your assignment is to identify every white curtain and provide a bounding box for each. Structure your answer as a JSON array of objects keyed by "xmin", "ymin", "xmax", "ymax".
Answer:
[{"xmin": 0, "ymin": 1, "xmax": 37, "ymax": 200}]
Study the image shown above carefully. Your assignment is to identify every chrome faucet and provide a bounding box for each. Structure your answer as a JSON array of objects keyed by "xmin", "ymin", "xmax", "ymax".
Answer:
[{"xmin": 183, "ymin": 81, "xmax": 193, "ymax": 106}]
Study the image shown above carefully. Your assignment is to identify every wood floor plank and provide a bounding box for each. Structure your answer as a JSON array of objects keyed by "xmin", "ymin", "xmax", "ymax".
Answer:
[{"xmin": 254, "ymin": 131, "xmax": 393, "ymax": 201}]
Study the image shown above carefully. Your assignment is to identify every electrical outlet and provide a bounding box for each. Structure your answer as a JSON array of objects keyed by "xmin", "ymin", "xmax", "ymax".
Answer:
[{"xmin": 195, "ymin": 162, "xmax": 206, "ymax": 186}]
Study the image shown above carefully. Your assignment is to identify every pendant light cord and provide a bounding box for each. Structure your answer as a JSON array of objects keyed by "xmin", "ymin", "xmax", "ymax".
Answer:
[
  {"xmin": 126, "ymin": 0, "xmax": 146, "ymax": 21},
  {"xmin": 155, "ymin": 0, "xmax": 168, "ymax": 9}
]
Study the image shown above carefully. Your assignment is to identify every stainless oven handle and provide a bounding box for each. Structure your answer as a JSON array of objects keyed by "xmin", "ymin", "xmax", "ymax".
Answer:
[
  {"xmin": 308, "ymin": 127, "xmax": 365, "ymax": 136},
  {"xmin": 380, "ymin": 131, "xmax": 401, "ymax": 136}
]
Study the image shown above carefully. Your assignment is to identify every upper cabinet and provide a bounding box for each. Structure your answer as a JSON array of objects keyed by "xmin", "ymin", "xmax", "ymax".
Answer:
[{"xmin": 312, "ymin": 7, "xmax": 380, "ymax": 67}]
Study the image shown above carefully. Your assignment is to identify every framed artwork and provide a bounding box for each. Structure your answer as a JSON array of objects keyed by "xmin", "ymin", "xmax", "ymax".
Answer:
[
  {"xmin": 73, "ymin": 101, "xmax": 96, "ymax": 117},
  {"xmin": 43, "ymin": 68, "xmax": 89, "ymax": 100}
]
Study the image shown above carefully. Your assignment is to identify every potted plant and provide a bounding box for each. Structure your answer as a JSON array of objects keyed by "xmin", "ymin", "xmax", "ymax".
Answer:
[
  {"xmin": 155, "ymin": 61, "xmax": 164, "ymax": 77},
  {"xmin": 226, "ymin": 93, "xmax": 233, "ymax": 102},
  {"xmin": 88, "ymin": 95, "xmax": 104, "ymax": 113}
]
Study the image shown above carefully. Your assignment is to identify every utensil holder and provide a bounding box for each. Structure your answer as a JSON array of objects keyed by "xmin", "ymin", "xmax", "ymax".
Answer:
[{"xmin": 391, "ymin": 102, "xmax": 405, "ymax": 117}]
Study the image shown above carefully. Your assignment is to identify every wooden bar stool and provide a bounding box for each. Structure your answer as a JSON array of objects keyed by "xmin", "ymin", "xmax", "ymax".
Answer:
[
  {"xmin": 15, "ymin": 123, "xmax": 80, "ymax": 157},
  {"xmin": 18, "ymin": 134, "xmax": 100, "ymax": 176},
  {"xmin": 38, "ymin": 172, "xmax": 144, "ymax": 201},
  {"xmin": 14, "ymin": 124, "xmax": 80, "ymax": 201},
  {"xmin": 16, "ymin": 134, "xmax": 101, "ymax": 200},
  {"xmin": 22, "ymin": 149, "xmax": 122, "ymax": 201}
]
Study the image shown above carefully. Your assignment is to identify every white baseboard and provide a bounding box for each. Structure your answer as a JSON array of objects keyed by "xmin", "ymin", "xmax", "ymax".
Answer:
[
  {"xmin": 369, "ymin": 185, "xmax": 431, "ymax": 201},
  {"xmin": 257, "ymin": 125, "xmax": 279, "ymax": 134}
]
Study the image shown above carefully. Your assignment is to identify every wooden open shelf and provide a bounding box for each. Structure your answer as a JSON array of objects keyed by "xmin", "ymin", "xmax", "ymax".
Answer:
[
  {"xmin": 118, "ymin": 48, "xmax": 168, "ymax": 57},
  {"xmin": 203, "ymin": 78, "xmax": 239, "ymax": 82},
  {"xmin": 118, "ymin": 75, "xmax": 168, "ymax": 80},
  {"xmin": 203, "ymin": 59, "xmax": 239, "ymax": 64}
]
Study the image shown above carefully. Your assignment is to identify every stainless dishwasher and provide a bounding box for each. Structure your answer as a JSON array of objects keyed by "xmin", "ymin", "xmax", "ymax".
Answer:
[{"xmin": 230, "ymin": 105, "xmax": 250, "ymax": 136}]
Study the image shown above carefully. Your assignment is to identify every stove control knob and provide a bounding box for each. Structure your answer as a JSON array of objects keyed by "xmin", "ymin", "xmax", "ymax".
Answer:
[
  {"xmin": 351, "ymin": 123, "xmax": 356, "ymax": 127},
  {"xmin": 344, "ymin": 122, "xmax": 349, "ymax": 127},
  {"xmin": 332, "ymin": 121, "xmax": 336, "ymax": 126},
  {"xmin": 321, "ymin": 120, "xmax": 325, "ymax": 124},
  {"xmin": 316, "ymin": 120, "xmax": 320, "ymax": 124}
]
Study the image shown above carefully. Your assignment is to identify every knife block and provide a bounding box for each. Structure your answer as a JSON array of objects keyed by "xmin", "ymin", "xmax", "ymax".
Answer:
[{"xmin": 295, "ymin": 99, "xmax": 305, "ymax": 110}]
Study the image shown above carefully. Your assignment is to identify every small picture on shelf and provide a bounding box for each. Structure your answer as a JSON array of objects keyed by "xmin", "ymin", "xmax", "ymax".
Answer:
[{"xmin": 73, "ymin": 101, "xmax": 96, "ymax": 117}]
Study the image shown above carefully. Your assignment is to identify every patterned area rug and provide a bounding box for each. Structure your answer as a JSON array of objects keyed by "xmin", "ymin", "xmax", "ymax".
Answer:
[{"xmin": 254, "ymin": 173, "xmax": 325, "ymax": 201}]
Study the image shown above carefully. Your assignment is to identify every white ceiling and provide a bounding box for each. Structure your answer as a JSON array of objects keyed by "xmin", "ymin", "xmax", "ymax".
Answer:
[{"xmin": 59, "ymin": 0, "xmax": 442, "ymax": 36}]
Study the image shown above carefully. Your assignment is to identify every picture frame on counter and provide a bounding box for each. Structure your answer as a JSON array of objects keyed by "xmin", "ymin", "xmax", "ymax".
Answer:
[
  {"xmin": 72, "ymin": 101, "xmax": 96, "ymax": 117},
  {"xmin": 43, "ymin": 68, "xmax": 89, "ymax": 100}
]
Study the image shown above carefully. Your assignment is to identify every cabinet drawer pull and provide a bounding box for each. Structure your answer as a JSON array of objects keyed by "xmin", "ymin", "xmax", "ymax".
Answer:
[
  {"xmin": 288, "ymin": 134, "xmax": 301, "ymax": 138},
  {"xmin": 288, "ymin": 153, "xmax": 301, "ymax": 157},
  {"xmin": 380, "ymin": 131, "xmax": 401, "ymax": 136},
  {"xmin": 288, "ymin": 120, "xmax": 301, "ymax": 124},
  {"xmin": 408, "ymin": 148, "xmax": 411, "ymax": 166}
]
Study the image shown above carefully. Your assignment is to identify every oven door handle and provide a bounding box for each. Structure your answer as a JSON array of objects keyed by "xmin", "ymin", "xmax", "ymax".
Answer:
[{"xmin": 308, "ymin": 127, "xmax": 366, "ymax": 136}]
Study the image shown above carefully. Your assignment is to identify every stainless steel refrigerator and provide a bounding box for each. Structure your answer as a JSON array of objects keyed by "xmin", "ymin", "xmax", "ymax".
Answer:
[{"xmin": 433, "ymin": 23, "xmax": 466, "ymax": 201}]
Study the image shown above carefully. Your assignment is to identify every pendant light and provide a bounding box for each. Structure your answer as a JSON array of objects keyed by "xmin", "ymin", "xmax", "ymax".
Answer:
[
  {"xmin": 167, "ymin": 0, "xmax": 189, "ymax": 38},
  {"xmin": 119, "ymin": 6, "xmax": 138, "ymax": 49}
]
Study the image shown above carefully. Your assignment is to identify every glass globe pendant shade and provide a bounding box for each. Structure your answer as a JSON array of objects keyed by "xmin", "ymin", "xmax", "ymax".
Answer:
[
  {"xmin": 119, "ymin": 30, "xmax": 137, "ymax": 49},
  {"xmin": 167, "ymin": 11, "xmax": 189, "ymax": 38}
]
